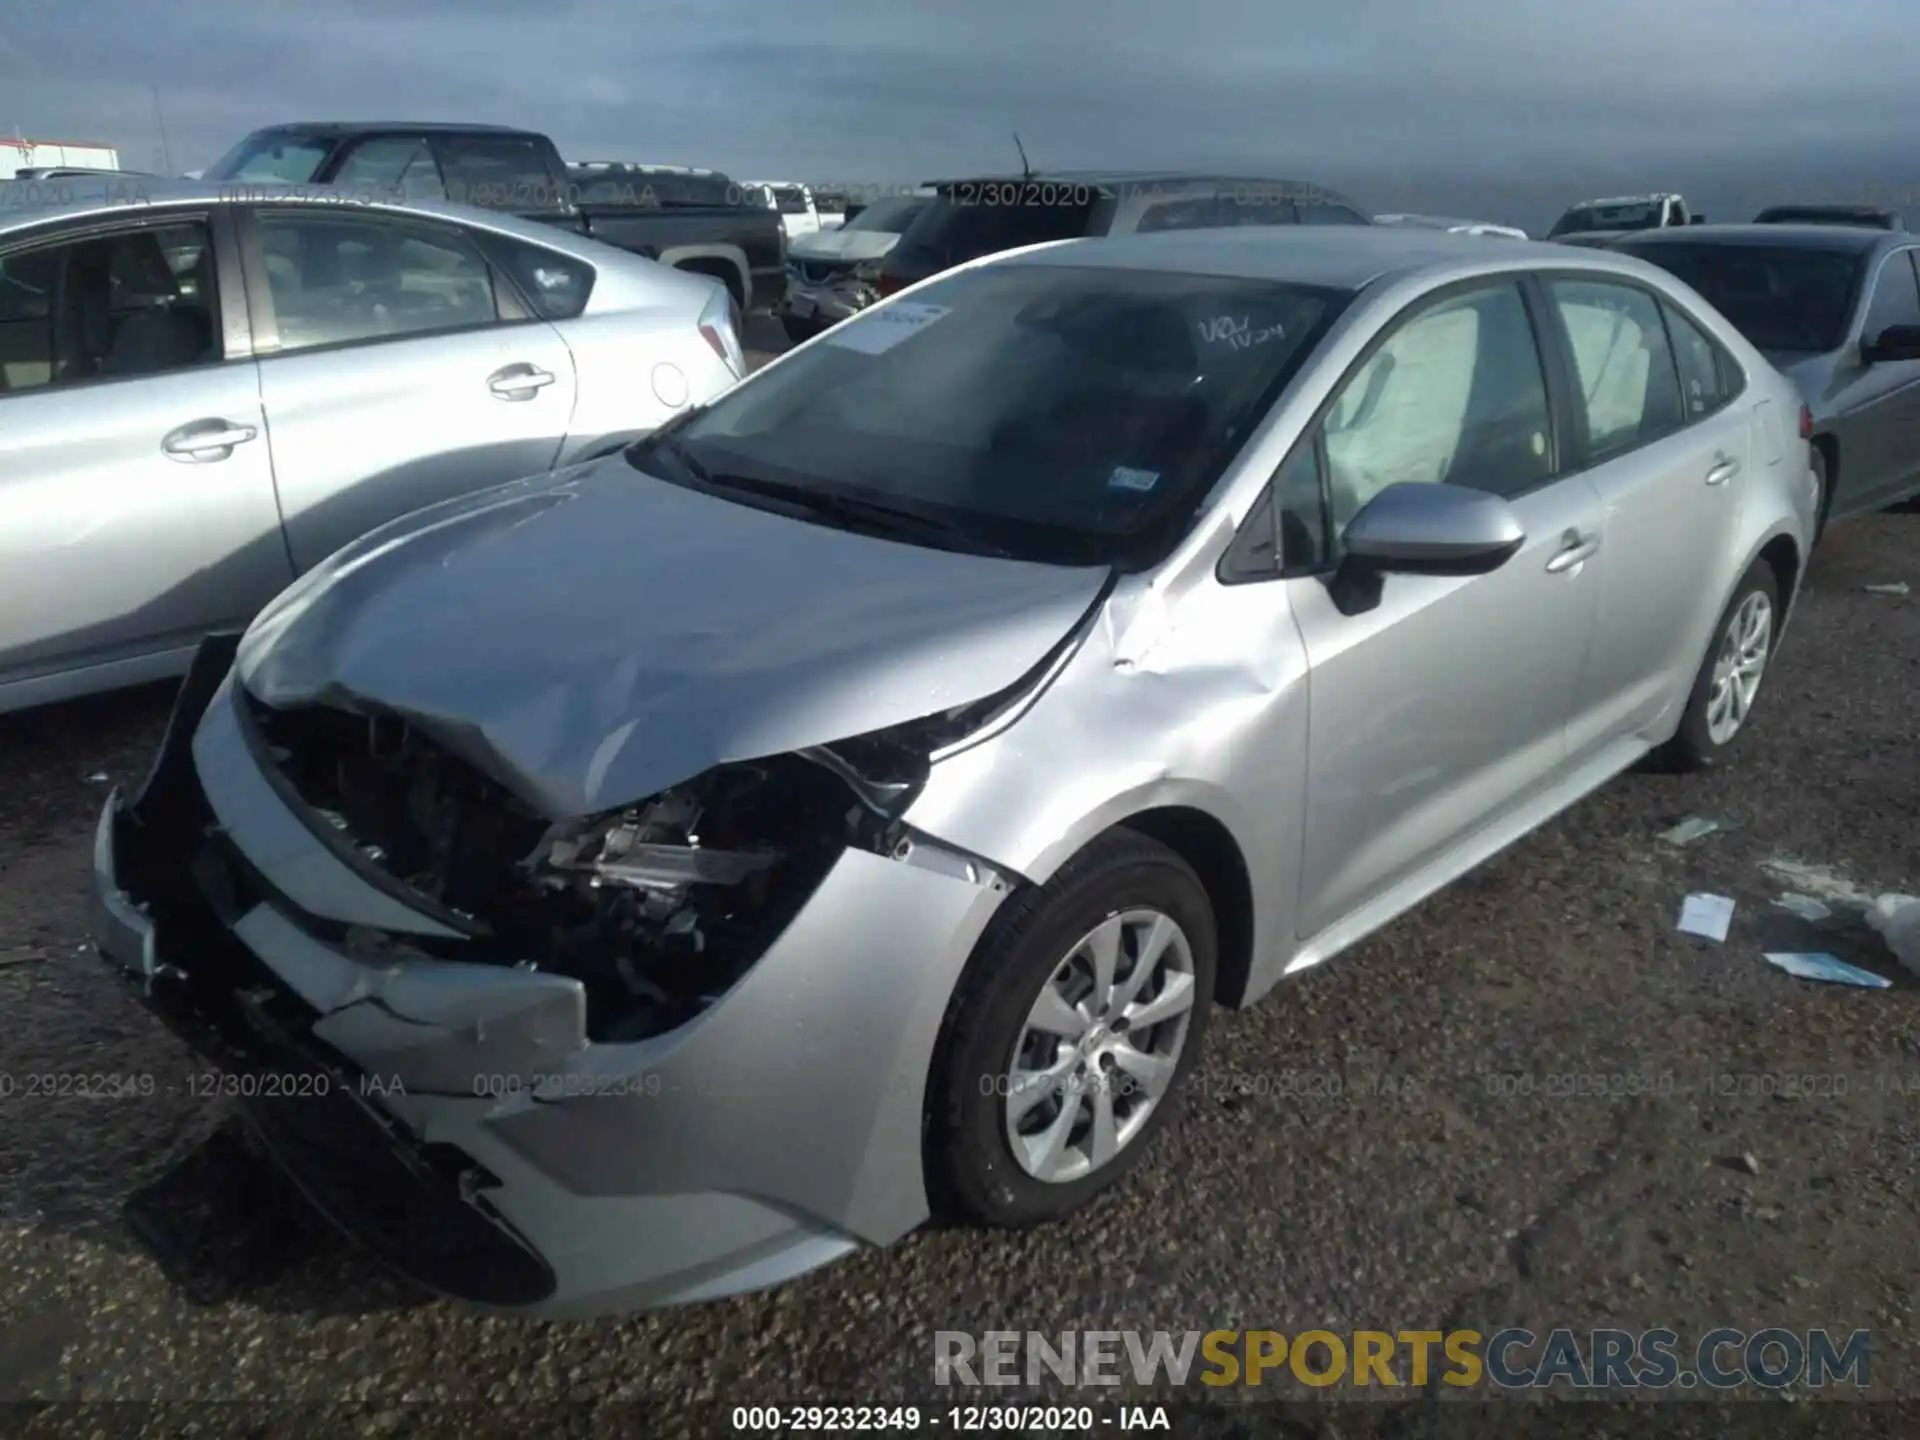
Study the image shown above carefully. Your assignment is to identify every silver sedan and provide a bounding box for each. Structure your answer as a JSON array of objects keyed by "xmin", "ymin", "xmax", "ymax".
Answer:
[
  {"xmin": 0, "ymin": 178, "xmax": 744, "ymax": 713},
  {"xmin": 90, "ymin": 226, "xmax": 1813, "ymax": 1317}
]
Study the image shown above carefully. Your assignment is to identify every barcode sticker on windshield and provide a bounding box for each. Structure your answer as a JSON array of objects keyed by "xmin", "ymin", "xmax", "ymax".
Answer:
[
  {"xmin": 825, "ymin": 302, "xmax": 951, "ymax": 355},
  {"xmin": 1108, "ymin": 466, "xmax": 1161, "ymax": 493}
]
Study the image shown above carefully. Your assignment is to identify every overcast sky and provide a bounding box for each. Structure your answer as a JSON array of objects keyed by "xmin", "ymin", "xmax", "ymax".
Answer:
[{"xmin": 6, "ymin": 0, "xmax": 1919, "ymax": 231}]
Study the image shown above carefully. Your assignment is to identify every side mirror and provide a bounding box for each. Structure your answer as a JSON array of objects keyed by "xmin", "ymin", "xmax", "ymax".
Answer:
[
  {"xmin": 1862, "ymin": 324, "xmax": 1920, "ymax": 364},
  {"xmin": 1329, "ymin": 483, "xmax": 1526, "ymax": 615}
]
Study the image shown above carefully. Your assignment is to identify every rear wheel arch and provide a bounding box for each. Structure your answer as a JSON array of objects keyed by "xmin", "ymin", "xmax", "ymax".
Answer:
[
  {"xmin": 1810, "ymin": 434, "xmax": 1839, "ymax": 532},
  {"xmin": 1757, "ymin": 532, "xmax": 1801, "ymax": 612}
]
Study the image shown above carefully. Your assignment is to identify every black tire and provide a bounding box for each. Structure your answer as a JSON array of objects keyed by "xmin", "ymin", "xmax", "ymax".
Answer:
[
  {"xmin": 927, "ymin": 829, "xmax": 1216, "ymax": 1228},
  {"xmin": 1650, "ymin": 560, "xmax": 1781, "ymax": 773},
  {"xmin": 780, "ymin": 313, "xmax": 824, "ymax": 345}
]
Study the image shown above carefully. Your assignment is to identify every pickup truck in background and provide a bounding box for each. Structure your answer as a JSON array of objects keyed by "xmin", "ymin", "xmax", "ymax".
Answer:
[
  {"xmin": 1547, "ymin": 191, "xmax": 1703, "ymax": 247},
  {"xmin": 204, "ymin": 123, "xmax": 787, "ymax": 312},
  {"xmin": 741, "ymin": 180, "xmax": 845, "ymax": 241}
]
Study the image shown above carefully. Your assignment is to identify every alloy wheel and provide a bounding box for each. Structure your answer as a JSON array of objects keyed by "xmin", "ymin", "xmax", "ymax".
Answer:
[
  {"xmin": 1705, "ymin": 589, "xmax": 1773, "ymax": 745},
  {"xmin": 1002, "ymin": 908, "xmax": 1197, "ymax": 1184}
]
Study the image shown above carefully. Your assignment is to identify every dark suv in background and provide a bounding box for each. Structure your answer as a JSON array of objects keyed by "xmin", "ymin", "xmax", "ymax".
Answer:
[{"xmin": 876, "ymin": 171, "xmax": 1369, "ymax": 295}]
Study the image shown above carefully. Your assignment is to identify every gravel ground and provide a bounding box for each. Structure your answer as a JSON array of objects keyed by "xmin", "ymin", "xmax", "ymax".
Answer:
[{"xmin": 1, "ymin": 372, "xmax": 1915, "ymax": 1433}]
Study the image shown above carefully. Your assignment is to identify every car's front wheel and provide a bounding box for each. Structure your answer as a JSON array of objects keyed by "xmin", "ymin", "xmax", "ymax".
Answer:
[
  {"xmin": 1652, "ymin": 560, "xmax": 1781, "ymax": 771},
  {"xmin": 928, "ymin": 830, "xmax": 1216, "ymax": 1227}
]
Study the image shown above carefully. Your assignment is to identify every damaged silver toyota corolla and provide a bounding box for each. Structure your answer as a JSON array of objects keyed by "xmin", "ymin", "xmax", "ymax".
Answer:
[{"xmin": 91, "ymin": 226, "xmax": 1814, "ymax": 1317}]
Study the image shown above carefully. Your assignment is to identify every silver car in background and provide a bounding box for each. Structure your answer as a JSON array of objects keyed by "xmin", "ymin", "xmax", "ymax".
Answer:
[
  {"xmin": 91, "ymin": 227, "xmax": 1812, "ymax": 1318},
  {"xmin": 0, "ymin": 179, "xmax": 744, "ymax": 713}
]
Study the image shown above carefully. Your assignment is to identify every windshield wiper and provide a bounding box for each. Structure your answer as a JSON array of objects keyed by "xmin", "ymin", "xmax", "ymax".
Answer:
[{"xmin": 697, "ymin": 469, "xmax": 1013, "ymax": 558}]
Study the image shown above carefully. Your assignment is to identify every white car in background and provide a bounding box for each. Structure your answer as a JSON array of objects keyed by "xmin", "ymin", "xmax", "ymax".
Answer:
[
  {"xmin": 1376, "ymin": 213, "xmax": 1529, "ymax": 239},
  {"xmin": 744, "ymin": 182, "xmax": 843, "ymax": 242}
]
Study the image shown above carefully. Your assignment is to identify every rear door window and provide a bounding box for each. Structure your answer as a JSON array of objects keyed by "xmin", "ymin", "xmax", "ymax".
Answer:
[
  {"xmin": 432, "ymin": 136, "xmax": 563, "ymax": 212},
  {"xmin": 256, "ymin": 211, "xmax": 500, "ymax": 353},
  {"xmin": 1546, "ymin": 277, "xmax": 1686, "ymax": 459}
]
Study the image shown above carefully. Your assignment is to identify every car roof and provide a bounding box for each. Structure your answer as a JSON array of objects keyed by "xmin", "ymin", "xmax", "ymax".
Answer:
[
  {"xmin": 1007, "ymin": 224, "xmax": 1632, "ymax": 291},
  {"xmin": 239, "ymin": 121, "xmax": 545, "ymax": 139},
  {"xmin": 0, "ymin": 177, "xmax": 594, "ymax": 252},
  {"xmin": 1613, "ymin": 223, "xmax": 1895, "ymax": 255},
  {"xmin": 921, "ymin": 169, "xmax": 1358, "ymax": 197}
]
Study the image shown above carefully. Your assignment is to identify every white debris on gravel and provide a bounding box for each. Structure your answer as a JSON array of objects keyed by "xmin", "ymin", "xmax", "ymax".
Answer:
[
  {"xmin": 1772, "ymin": 893, "xmax": 1834, "ymax": 922},
  {"xmin": 1678, "ymin": 893, "xmax": 1736, "ymax": 942},
  {"xmin": 1660, "ymin": 816, "xmax": 1725, "ymax": 846},
  {"xmin": 1862, "ymin": 582, "xmax": 1910, "ymax": 597},
  {"xmin": 1760, "ymin": 859, "xmax": 1877, "ymax": 909}
]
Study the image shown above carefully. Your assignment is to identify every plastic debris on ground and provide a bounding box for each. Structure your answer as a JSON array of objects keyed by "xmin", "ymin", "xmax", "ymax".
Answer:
[
  {"xmin": 1865, "ymin": 894, "xmax": 1920, "ymax": 976},
  {"xmin": 1762, "ymin": 952, "xmax": 1893, "ymax": 989},
  {"xmin": 1862, "ymin": 581, "xmax": 1910, "ymax": 597},
  {"xmin": 1677, "ymin": 893, "xmax": 1736, "ymax": 942},
  {"xmin": 1772, "ymin": 893, "xmax": 1833, "ymax": 922},
  {"xmin": 1660, "ymin": 816, "xmax": 1726, "ymax": 846},
  {"xmin": 1759, "ymin": 858, "xmax": 1876, "ymax": 909},
  {"xmin": 84, "ymin": 771, "xmax": 109, "ymax": 783}
]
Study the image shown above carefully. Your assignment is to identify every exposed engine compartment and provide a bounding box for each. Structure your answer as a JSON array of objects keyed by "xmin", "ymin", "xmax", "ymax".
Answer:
[{"xmin": 244, "ymin": 698, "xmax": 901, "ymax": 1041}]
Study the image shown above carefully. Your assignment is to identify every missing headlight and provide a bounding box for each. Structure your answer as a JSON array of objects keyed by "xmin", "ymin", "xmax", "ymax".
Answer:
[{"xmin": 510, "ymin": 755, "xmax": 882, "ymax": 1041}]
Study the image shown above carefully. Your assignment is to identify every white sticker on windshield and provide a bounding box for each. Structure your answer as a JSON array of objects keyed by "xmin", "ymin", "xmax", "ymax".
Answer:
[
  {"xmin": 825, "ymin": 301, "xmax": 951, "ymax": 355},
  {"xmin": 1108, "ymin": 466, "xmax": 1161, "ymax": 493}
]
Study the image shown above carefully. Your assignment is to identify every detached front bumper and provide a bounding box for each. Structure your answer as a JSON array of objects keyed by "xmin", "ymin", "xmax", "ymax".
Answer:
[{"xmin": 89, "ymin": 638, "xmax": 1010, "ymax": 1317}]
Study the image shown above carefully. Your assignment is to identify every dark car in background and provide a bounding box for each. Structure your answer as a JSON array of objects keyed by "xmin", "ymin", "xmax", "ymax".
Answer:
[
  {"xmin": 1754, "ymin": 204, "xmax": 1906, "ymax": 231},
  {"xmin": 205, "ymin": 124, "xmax": 786, "ymax": 312},
  {"xmin": 1612, "ymin": 224, "xmax": 1920, "ymax": 533},
  {"xmin": 875, "ymin": 171, "xmax": 1369, "ymax": 295}
]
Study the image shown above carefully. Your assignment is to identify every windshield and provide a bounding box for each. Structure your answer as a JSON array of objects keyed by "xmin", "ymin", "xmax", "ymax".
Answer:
[
  {"xmin": 1550, "ymin": 201, "xmax": 1664, "ymax": 236},
  {"xmin": 1621, "ymin": 242, "xmax": 1864, "ymax": 353},
  {"xmin": 846, "ymin": 194, "xmax": 933, "ymax": 233},
  {"xmin": 647, "ymin": 262, "xmax": 1346, "ymax": 567},
  {"xmin": 204, "ymin": 131, "xmax": 335, "ymax": 183}
]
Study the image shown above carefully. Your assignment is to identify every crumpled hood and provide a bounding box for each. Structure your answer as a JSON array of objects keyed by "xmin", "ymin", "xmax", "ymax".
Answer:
[
  {"xmin": 237, "ymin": 459, "xmax": 1108, "ymax": 819},
  {"xmin": 787, "ymin": 228, "xmax": 901, "ymax": 264}
]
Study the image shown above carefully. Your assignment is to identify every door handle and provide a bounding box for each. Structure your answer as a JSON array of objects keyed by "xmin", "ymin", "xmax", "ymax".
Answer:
[
  {"xmin": 1705, "ymin": 453, "xmax": 1742, "ymax": 486},
  {"xmin": 487, "ymin": 364, "xmax": 556, "ymax": 400},
  {"xmin": 1545, "ymin": 531, "xmax": 1602, "ymax": 574},
  {"xmin": 161, "ymin": 420, "xmax": 259, "ymax": 462}
]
